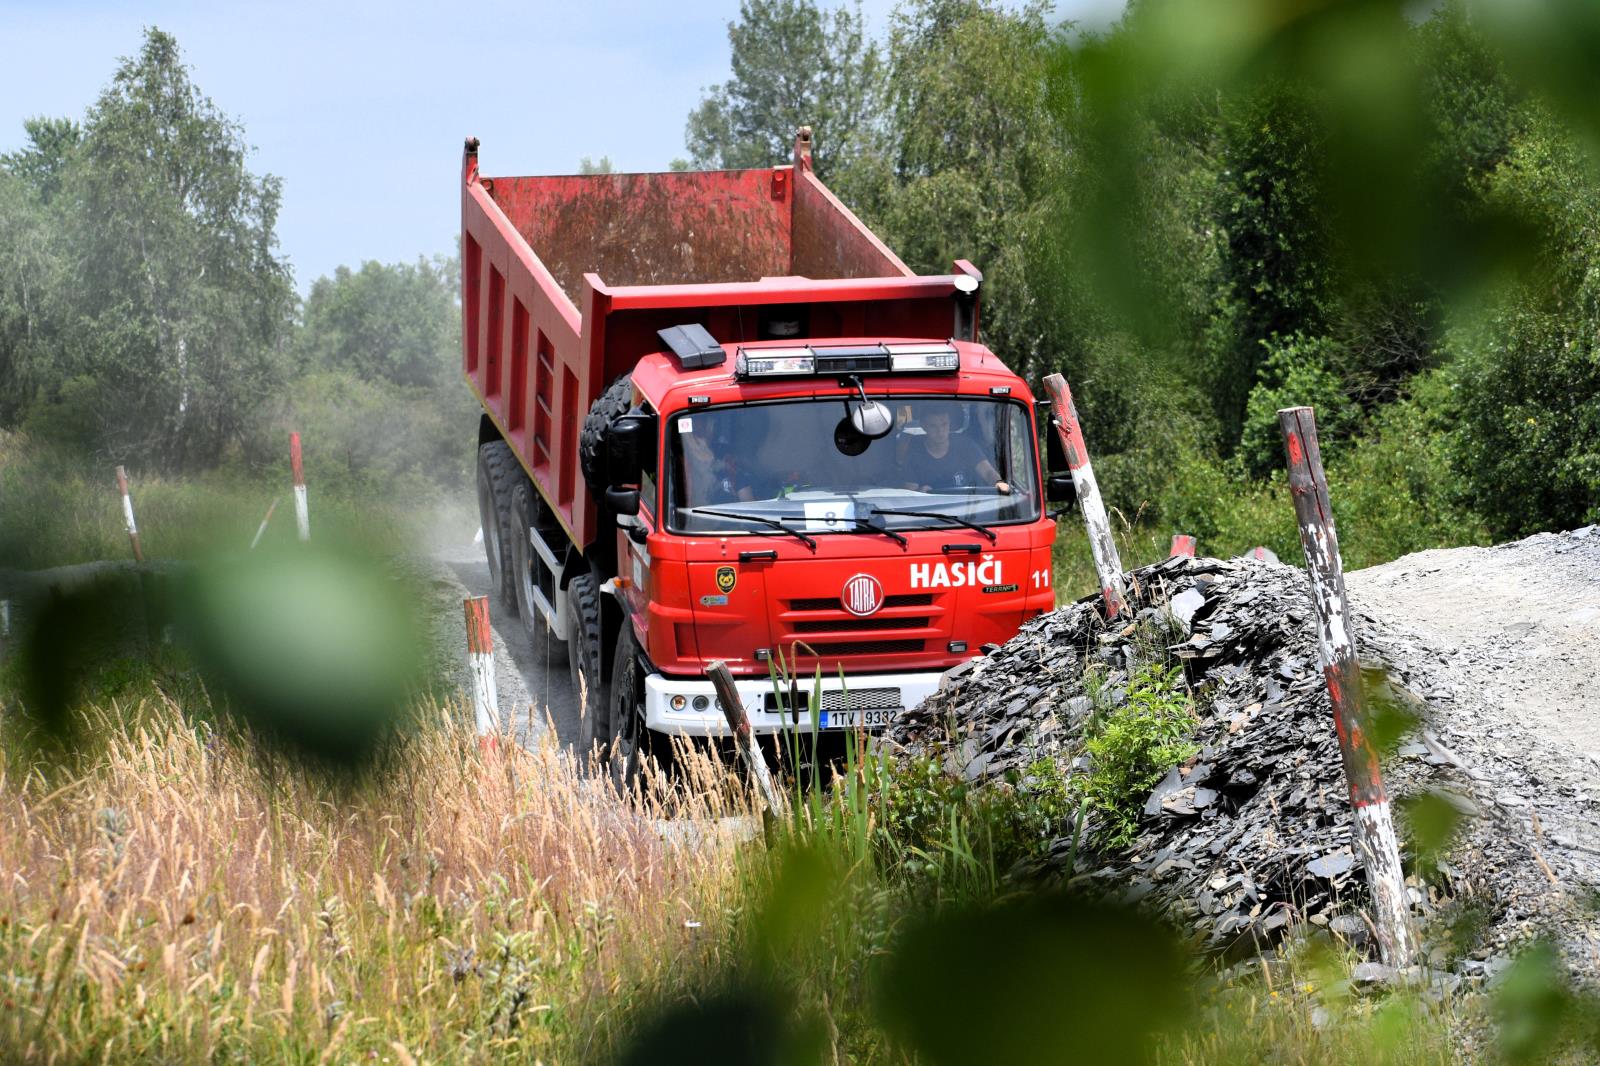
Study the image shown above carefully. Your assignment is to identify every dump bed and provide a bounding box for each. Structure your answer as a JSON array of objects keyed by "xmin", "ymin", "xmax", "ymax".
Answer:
[{"xmin": 461, "ymin": 130, "xmax": 983, "ymax": 548}]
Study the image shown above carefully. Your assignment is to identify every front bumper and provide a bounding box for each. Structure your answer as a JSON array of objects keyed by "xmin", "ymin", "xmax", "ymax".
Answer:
[{"xmin": 643, "ymin": 669, "xmax": 945, "ymax": 737}]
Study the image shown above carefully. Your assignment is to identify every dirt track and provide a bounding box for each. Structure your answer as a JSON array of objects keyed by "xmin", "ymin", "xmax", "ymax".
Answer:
[
  {"xmin": 430, "ymin": 537, "xmax": 586, "ymax": 751},
  {"xmin": 1348, "ymin": 526, "xmax": 1600, "ymax": 972}
]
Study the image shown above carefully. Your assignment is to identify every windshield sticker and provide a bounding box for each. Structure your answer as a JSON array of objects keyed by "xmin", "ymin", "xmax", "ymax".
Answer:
[
  {"xmin": 911, "ymin": 558, "xmax": 1003, "ymax": 589},
  {"xmin": 700, "ymin": 594, "xmax": 729, "ymax": 607},
  {"xmin": 679, "ymin": 417, "xmax": 693, "ymax": 434},
  {"xmin": 802, "ymin": 500, "xmax": 856, "ymax": 532},
  {"xmin": 715, "ymin": 565, "xmax": 737, "ymax": 593}
]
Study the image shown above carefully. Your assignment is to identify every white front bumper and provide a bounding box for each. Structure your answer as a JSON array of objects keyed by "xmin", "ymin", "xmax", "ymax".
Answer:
[{"xmin": 643, "ymin": 670, "xmax": 944, "ymax": 737}]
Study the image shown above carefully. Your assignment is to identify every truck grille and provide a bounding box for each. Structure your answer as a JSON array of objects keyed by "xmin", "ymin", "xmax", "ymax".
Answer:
[
  {"xmin": 764, "ymin": 687, "xmax": 902, "ymax": 713},
  {"xmin": 799, "ymin": 639, "xmax": 924, "ymax": 657},
  {"xmin": 789, "ymin": 593, "xmax": 934, "ymax": 612},
  {"xmin": 793, "ymin": 615, "xmax": 930, "ymax": 633}
]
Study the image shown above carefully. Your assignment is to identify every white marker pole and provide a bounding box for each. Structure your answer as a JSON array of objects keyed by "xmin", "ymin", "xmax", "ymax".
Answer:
[
  {"xmin": 464, "ymin": 595, "xmax": 500, "ymax": 749},
  {"xmin": 116, "ymin": 465, "xmax": 145, "ymax": 564},
  {"xmin": 290, "ymin": 432, "xmax": 309, "ymax": 542}
]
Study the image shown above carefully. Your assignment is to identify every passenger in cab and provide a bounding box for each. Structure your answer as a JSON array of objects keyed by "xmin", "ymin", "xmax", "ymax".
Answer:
[{"xmin": 898, "ymin": 408, "xmax": 1002, "ymax": 493}]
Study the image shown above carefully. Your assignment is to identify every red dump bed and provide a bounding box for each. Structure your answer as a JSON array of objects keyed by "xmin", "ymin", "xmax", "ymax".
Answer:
[{"xmin": 461, "ymin": 131, "xmax": 982, "ymax": 548}]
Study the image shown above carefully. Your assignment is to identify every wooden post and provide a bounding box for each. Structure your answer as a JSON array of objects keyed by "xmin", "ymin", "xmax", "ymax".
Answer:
[
  {"xmin": 250, "ymin": 498, "xmax": 279, "ymax": 551},
  {"xmin": 464, "ymin": 596, "xmax": 500, "ymax": 748},
  {"xmin": 707, "ymin": 660, "xmax": 783, "ymax": 821},
  {"xmin": 1169, "ymin": 534, "xmax": 1196, "ymax": 558},
  {"xmin": 1041, "ymin": 373, "xmax": 1126, "ymax": 618},
  {"xmin": 290, "ymin": 432, "xmax": 310, "ymax": 542},
  {"xmin": 1278, "ymin": 406, "xmax": 1417, "ymax": 969},
  {"xmin": 115, "ymin": 465, "xmax": 145, "ymax": 564}
]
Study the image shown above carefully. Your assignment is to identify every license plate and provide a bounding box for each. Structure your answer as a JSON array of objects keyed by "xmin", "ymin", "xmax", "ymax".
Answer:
[{"xmin": 819, "ymin": 707, "xmax": 898, "ymax": 729}]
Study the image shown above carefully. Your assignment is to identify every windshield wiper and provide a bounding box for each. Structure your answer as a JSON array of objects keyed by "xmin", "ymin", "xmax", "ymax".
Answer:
[
  {"xmin": 683, "ymin": 507, "xmax": 818, "ymax": 551},
  {"xmin": 867, "ymin": 507, "xmax": 997, "ymax": 543},
  {"xmin": 837, "ymin": 516, "xmax": 909, "ymax": 549}
]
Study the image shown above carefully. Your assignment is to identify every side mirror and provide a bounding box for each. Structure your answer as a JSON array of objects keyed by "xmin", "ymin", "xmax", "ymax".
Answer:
[
  {"xmin": 607, "ymin": 412, "xmax": 657, "ymax": 486},
  {"xmin": 1047, "ymin": 473, "xmax": 1077, "ymax": 504},
  {"xmin": 850, "ymin": 399, "xmax": 894, "ymax": 440},
  {"xmin": 605, "ymin": 485, "xmax": 641, "ymax": 517}
]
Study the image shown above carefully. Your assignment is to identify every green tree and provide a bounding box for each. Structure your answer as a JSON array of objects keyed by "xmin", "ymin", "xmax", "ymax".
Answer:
[
  {"xmin": 1452, "ymin": 114, "xmax": 1600, "ymax": 536},
  {"xmin": 0, "ymin": 116, "xmax": 83, "ymax": 205},
  {"xmin": 52, "ymin": 27, "xmax": 294, "ymax": 468},
  {"xmin": 295, "ymin": 257, "xmax": 459, "ymax": 389},
  {"xmin": 685, "ymin": 0, "xmax": 885, "ymax": 181},
  {"xmin": 868, "ymin": 0, "xmax": 1065, "ymax": 379},
  {"xmin": 0, "ymin": 170, "xmax": 66, "ymax": 426}
]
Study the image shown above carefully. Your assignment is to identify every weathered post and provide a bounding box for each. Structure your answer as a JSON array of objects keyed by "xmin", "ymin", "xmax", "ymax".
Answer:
[
  {"xmin": 249, "ymin": 498, "xmax": 280, "ymax": 551},
  {"xmin": 1278, "ymin": 406, "xmax": 1417, "ymax": 969},
  {"xmin": 115, "ymin": 465, "xmax": 145, "ymax": 564},
  {"xmin": 1041, "ymin": 373, "xmax": 1126, "ymax": 618},
  {"xmin": 1169, "ymin": 534, "xmax": 1197, "ymax": 559},
  {"xmin": 463, "ymin": 596, "xmax": 500, "ymax": 749},
  {"xmin": 290, "ymin": 432, "xmax": 310, "ymax": 542},
  {"xmin": 707, "ymin": 660, "xmax": 782, "ymax": 823}
]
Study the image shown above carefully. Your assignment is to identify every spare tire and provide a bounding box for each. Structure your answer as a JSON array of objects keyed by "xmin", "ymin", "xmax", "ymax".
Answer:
[{"xmin": 579, "ymin": 374, "xmax": 635, "ymax": 499}]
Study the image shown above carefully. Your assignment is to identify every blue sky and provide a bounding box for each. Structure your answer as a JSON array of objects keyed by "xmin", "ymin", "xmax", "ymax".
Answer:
[{"xmin": 1, "ymin": 0, "xmax": 1124, "ymax": 291}]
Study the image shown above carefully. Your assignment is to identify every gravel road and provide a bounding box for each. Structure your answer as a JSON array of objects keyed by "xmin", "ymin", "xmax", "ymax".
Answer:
[
  {"xmin": 430, "ymin": 538, "xmax": 586, "ymax": 751},
  {"xmin": 1349, "ymin": 527, "xmax": 1600, "ymax": 757},
  {"xmin": 1348, "ymin": 526, "xmax": 1600, "ymax": 972}
]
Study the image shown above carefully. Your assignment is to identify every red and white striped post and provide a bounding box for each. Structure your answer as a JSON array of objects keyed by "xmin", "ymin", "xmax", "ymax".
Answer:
[
  {"xmin": 250, "ymin": 498, "xmax": 279, "ymax": 551},
  {"xmin": 1169, "ymin": 534, "xmax": 1197, "ymax": 558},
  {"xmin": 463, "ymin": 595, "xmax": 501, "ymax": 748},
  {"xmin": 289, "ymin": 432, "xmax": 309, "ymax": 542},
  {"xmin": 1041, "ymin": 373, "xmax": 1126, "ymax": 619},
  {"xmin": 116, "ymin": 465, "xmax": 145, "ymax": 564},
  {"xmin": 1279, "ymin": 406, "xmax": 1417, "ymax": 968}
]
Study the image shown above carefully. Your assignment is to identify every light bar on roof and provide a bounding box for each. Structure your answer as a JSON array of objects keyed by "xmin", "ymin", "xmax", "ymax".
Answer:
[
  {"xmin": 736, "ymin": 347, "xmax": 815, "ymax": 376},
  {"xmin": 889, "ymin": 343, "xmax": 961, "ymax": 372},
  {"xmin": 735, "ymin": 342, "xmax": 960, "ymax": 378}
]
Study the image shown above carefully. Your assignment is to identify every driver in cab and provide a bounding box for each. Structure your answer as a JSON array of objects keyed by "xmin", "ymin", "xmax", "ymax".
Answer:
[{"xmin": 898, "ymin": 409, "xmax": 1004, "ymax": 493}]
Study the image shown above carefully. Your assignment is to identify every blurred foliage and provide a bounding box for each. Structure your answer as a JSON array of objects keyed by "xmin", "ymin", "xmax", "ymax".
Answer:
[{"xmin": 688, "ymin": 0, "xmax": 1599, "ymax": 549}]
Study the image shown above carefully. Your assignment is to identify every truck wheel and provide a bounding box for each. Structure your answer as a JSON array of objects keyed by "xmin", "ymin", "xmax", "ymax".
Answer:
[
  {"xmin": 510, "ymin": 481, "xmax": 567, "ymax": 664},
  {"xmin": 569, "ymin": 572, "xmax": 607, "ymax": 747},
  {"xmin": 476, "ymin": 440, "xmax": 521, "ymax": 612},
  {"xmin": 608, "ymin": 621, "xmax": 669, "ymax": 785},
  {"xmin": 579, "ymin": 374, "xmax": 634, "ymax": 500}
]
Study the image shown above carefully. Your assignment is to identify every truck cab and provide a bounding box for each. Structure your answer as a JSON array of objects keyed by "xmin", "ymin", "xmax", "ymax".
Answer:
[{"xmin": 606, "ymin": 334, "xmax": 1056, "ymax": 742}]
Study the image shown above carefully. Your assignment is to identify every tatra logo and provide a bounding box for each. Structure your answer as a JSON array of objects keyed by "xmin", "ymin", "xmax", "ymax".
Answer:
[
  {"xmin": 841, "ymin": 573, "xmax": 883, "ymax": 616},
  {"xmin": 910, "ymin": 558, "xmax": 1004, "ymax": 589},
  {"xmin": 715, "ymin": 566, "xmax": 737, "ymax": 594}
]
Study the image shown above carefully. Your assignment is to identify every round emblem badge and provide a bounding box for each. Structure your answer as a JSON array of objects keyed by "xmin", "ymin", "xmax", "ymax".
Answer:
[{"xmin": 841, "ymin": 573, "xmax": 883, "ymax": 617}]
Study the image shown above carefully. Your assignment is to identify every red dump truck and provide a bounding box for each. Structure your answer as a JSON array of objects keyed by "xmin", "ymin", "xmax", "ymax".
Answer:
[{"xmin": 462, "ymin": 129, "xmax": 1072, "ymax": 775}]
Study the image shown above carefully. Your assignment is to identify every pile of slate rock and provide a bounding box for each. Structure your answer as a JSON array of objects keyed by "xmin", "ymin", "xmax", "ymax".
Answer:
[{"xmin": 886, "ymin": 554, "xmax": 1457, "ymax": 955}]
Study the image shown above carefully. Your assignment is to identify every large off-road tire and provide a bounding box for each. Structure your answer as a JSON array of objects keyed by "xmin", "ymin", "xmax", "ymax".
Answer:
[
  {"xmin": 569, "ymin": 572, "xmax": 607, "ymax": 747},
  {"xmin": 607, "ymin": 622, "xmax": 670, "ymax": 786},
  {"xmin": 579, "ymin": 374, "xmax": 635, "ymax": 499},
  {"xmin": 476, "ymin": 440, "xmax": 521, "ymax": 612},
  {"xmin": 509, "ymin": 480, "xmax": 568, "ymax": 664}
]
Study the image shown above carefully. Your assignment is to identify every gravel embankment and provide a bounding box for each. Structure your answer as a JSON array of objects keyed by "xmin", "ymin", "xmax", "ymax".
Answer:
[{"xmin": 885, "ymin": 528, "xmax": 1600, "ymax": 978}]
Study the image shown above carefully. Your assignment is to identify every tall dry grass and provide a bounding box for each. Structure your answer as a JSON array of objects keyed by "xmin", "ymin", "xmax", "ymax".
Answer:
[{"xmin": 0, "ymin": 697, "xmax": 754, "ymax": 1063}]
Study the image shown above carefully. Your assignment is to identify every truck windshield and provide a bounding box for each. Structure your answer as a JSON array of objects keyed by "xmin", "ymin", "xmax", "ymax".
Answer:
[{"xmin": 666, "ymin": 397, "xmax": 1040, "ymax": 536}]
